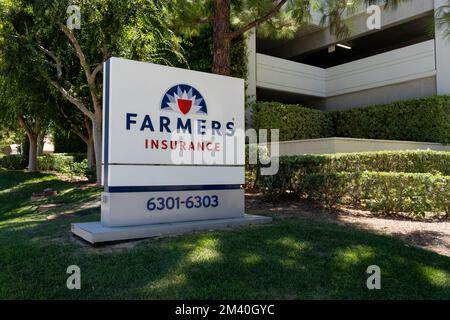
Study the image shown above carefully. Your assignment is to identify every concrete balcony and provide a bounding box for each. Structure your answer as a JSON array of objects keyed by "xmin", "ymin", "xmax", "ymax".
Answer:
[{"xmin": 256, "ymin": 40, "xmax": 436, "ymax": 102}]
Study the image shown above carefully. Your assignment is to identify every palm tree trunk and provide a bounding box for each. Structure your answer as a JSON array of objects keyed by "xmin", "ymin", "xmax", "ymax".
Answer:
[{"xmin": 212, "ymin": 0, "xmax": 232, "ymax": 75}]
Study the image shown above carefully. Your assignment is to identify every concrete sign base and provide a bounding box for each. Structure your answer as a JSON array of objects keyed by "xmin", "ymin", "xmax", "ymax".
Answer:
[
  {"xmin": 72, "ymin": 214, "xmax": 272, "ymax": 244},
  {"xmin": 101, "ymin": 189, "xmax": 245, "ymax": 227}
]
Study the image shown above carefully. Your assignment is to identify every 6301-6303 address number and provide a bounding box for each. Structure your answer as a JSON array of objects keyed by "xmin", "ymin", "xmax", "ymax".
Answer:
[{"xmin": 146, "ymin": 195, "xmax": 219, "ymax": 211}]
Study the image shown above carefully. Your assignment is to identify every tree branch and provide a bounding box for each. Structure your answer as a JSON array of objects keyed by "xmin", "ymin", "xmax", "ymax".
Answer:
[
  {"xmin": 18, "ymin": 116, "xmax": 35, "ymax": 138},
  {"xmin": 58, "ymin": 105, "xmax": 90, "ymax": 144},
  {"xmin": 37, "ymin": 45, "xmax": 63, "ymax": 79},
  {"xmin": 60, "ymin": 24, "xmax": 91, "ymax": 80},
  {"xmin": 60, "ymin": 24, "xmax": 103, "ymax": 113},
  {"xmin": 91, "ymin": 63, "xmax": 103, "ymax": 84},
  {"xmin": 229, "ymin": 0, "xmax": 289, "ymax": 39},
  {"xmin": 50, "ymin": 80, "xmax": 94, "ymax": 121}
]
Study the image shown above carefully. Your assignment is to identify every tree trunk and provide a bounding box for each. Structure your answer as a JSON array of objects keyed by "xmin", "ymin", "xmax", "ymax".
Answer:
[
  {"xmin": 92, "ymin": 113, "xmax": 103, "ymax": 185},
  {"xmin": 212, "ymin": 0, "xmax": 232, "ymax": 76},
  {"xmin": 37, "ymin": 131, "xmax": 45, "ymax": 156},
  {"xmin": 87, "ymin": 137, "xmax": 95, "ymax": 169},
  {"xmin": 27, "ymin": 133, "xmax": 38, "ymax": 172}
]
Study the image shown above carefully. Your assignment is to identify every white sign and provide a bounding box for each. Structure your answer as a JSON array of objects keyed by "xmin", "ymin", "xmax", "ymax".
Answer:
[{"xmin": 101, "ymin": 58, "xmax": 245, "ymax": 227}]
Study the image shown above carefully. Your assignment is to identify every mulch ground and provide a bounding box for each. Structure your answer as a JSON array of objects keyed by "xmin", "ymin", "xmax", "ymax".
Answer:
[{"xmin": 245, "ymin": 191, "xmax": 450, "ymax": 257}]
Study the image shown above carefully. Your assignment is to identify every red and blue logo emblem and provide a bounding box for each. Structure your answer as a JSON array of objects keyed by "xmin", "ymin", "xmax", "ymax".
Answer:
[{"xmin": 161, "ymin": 84, "xmax": 207, "ymax": 115}]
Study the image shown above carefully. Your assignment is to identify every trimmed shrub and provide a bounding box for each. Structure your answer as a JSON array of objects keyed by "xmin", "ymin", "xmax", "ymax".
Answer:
[
  {"xmin": 309, "ymin": 150, "xmax": 450, "ymax": 175},
  {"xmin": 37, "ymin": 153, "xmax": 86, "ymax": 172},
  {"xmin": 303, "ymin": 172, "xmax": 357, "ymax": 208},
  {"xmin": 255, "ymin": 150, "xmax": 450, "ymax": 218},
  {"xmin": 252, "ymin": 102, "xmax": 334, "ymax": 141},
  {"xmin": 0, "ymin": 155, "xmax": 25, "ymax": 170},
  {"xmin": 303, "ymin": 172, "xmax": 449, "ymax": 217},
  {"xmin": 332, "ymin": 96, "xmax": 450, "ymax": 144},
  {"xmin": 359, "ymin": 172, "xmax": 449, "ymax": 216},
  {"xmin": 252, "ymin": 96, "xmax": 450, "ymax": 144},
  {"xmin": 257, "ymin": 150, "xmax": 450, "ymax": 195}
]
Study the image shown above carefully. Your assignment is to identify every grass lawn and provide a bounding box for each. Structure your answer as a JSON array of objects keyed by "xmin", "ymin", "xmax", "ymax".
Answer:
[{"xmin": 0, "ymin": 169, "xmax": 449, "ymax": 299}]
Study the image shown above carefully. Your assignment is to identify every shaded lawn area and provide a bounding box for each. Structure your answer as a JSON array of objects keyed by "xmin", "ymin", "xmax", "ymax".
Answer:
[{"xmin": 0, "ymin": 169, "xmax": 449, "ymax": 299}]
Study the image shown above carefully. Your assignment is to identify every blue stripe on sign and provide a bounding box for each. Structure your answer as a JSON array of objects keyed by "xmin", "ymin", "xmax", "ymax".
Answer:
[
  {"xmin": 106, "ymin": 185, "xmax": 241, "ymax": 193},
  {"xmin": 103, "ymin": 59, "xmax": 111, "ymax": 188}
]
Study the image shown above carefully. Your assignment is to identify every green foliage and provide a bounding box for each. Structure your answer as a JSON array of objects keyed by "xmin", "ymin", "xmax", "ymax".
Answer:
[
  {"xmin": 332, "ymin": 96, "xmax": 450, "ymax": 144},
  {"xmin": 257, "ymin": 150, "xmax": 450, "ymax": 193},
  {"xmin": 52, "ymin": 130, "xmax": 87, "ymax": 153},
  {"xmin": 61, "ymin": 159, "xmax": 89, "ymax": 179},
  {"xmin": 37, "ymin": 153, "xmax": 87, "ymax": 178},
  {"xmin": 303, "ymin": 172, "xmax": 358, "ymax": 208},
  {"xmin": 0, "ymin": 155, "xmax": 25, "ymax": 170},
  {"xmin": 165, "ymin": 0, "xmax": 305, "ymax": 39},
  {"xmin": 0, "ymin": 127, "xmax": 24, "ymax": 149},
  {"xmin": 252, "ymin": 102, "xmax": 334, "ymax": 141},
  {"xmin": 256, "ymin": 150, "xmax": 450, "ymax": 217},
  {"xmin": 253, "ymin": 96, "xmax": 450, "ymax": 144},
  {"xmin": 182, "ymin": 26, "xmax": 247, "ymax": 78},
  {"xmin": 359, "ymin": 172, "xmax": 449, "ymax": 217},
  {"xmin": 304, "ymin": 172, "xmax": 449, "ymax": 217},
  {"xmin": 305, "ymin": 150, "xmax": 450, "ymax": 175},
  {"xmin": 163, "ymin": 0, "xmax": 398, "ymax": 41}
]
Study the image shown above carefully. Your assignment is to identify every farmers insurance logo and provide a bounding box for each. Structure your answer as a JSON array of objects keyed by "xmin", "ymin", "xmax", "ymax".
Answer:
[{"xmin": 161, "ymin": 84, "xmax": 207, "ymax": 115}]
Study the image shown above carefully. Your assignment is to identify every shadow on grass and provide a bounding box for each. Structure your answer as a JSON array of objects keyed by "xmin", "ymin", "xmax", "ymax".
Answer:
[
  {"xmin": 1, "ymin": 170, "xmax": 449, "ymax": 299},
  {"xmin": 0, "ymin": 212, "xmax": 449, "ymax": 299},
  {"xmin": 0, "ymin": 169, "xmax": 100, "ymax": 222}
]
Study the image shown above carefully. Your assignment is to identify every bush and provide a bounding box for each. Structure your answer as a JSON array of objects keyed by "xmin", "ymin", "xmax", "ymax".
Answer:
[
  {"xmin": 359, "ymin": 172, "xmax": 449, "ymax": 216},
  {"xmin": 37, "ymin": 153, "xmax": 88, "ymax": 178},
  {"xmin": 303, "ymin": 172, "xmax": 358, "ymax": 208},
  {"xmin": 304, "ymin": 172, "xmax": 449, "ymax": 217},
  {"xmin": 0, "ymin": 155, "xmax": 25, "ymax": 170},
  {"xmin": 252, "ymin": 102, "xmax": 334, "ymax": 141},
  {"xmin": 37, "ymin": 153, "xmax": 86, "ymax": 172},
  {"xmin": 256, "ymin": 150, "xmax": 450, "ymax": 195},
  {"xmin": 311, "ymin": 150, "xmax": 450, "ymax": 175},
  {"xmin": 252, "ymin": 96, "xmax": 450, "ymax": 144},
  {"xmin": 332, "ymin": 96, "xmax": 450, "ymax": 144},
  {"xmin": 255, "ymin": 150, "xmax": 450, "ymax": 218},
  {"xmin": 60, "ymin": 159, "xmax": 89, "ymax": 179}
]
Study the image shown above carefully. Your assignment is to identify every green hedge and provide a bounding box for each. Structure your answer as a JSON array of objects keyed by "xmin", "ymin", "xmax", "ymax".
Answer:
[
  {"xmin": 280, "ymin": 150, "xmax": 450, "ymax": 176},
  {"xmin": 0, "ymin": 155, "xmax": 25, "ymax": 170},
  {"xmin": 256, "ymin": 151, "xmax": 450, "ymax": 194},
  {"xmin": 332, "ymin": 96, "xmax": 450, "ymax": 144},
  {"xmin": 253, "ymin": 96, "xmax": 450, "ymax": 144},
  {"xmin": 37, "ymin": 153, "xmax": 86, "ymax": 171},
  {"xmin": 304, "ymin": 172, "xmax": 449, "ymax": 217},
  {"xmin": 255, "ymin": 150, "xmax": 450, "ymax": 218},
  {"xmin": 252, "ymin": 102, "xmax": 334, "ymax": 141},
  {"xmin": 38, "ymin": 153, "xmax": 91, "ymax": 179}
]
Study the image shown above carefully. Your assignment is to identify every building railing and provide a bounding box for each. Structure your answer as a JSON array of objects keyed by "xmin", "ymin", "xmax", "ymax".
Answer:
[{"xmin": 256, "ymin": 39, "xmax": 436, "ymax": 98}]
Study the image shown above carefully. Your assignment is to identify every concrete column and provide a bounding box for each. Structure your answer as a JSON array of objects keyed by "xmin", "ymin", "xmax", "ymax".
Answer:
[
  {"xmin": 435, "ymin": 0, "xmax": 450, "ymax": 94},
  {"xmin": 245, "ymin": 28, "xmax": 257, "ymax": 129}
]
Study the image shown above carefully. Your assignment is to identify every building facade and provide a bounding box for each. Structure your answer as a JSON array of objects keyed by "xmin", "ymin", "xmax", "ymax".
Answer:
[{"xmin": 246, "ymin": 0, "xmax": 450, "ymax": 112}]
